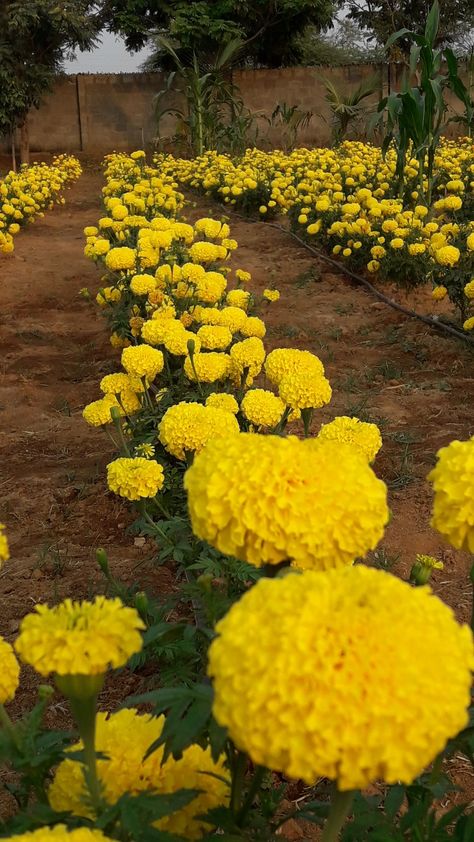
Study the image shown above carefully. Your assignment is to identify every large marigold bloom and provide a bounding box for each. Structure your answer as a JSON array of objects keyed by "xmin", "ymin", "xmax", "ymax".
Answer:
[
  {"xmin": 121, "ymin": 345, "xmax": 164, "ymax": 381},
  {"xmin": 208, "ymin": 566, "xmax": 474, "ymax": 790},
  {"xmin": 241, "ymin": 389, "xmax": 285, "ymax": 428},
  {"xmin": 49, "ymin": 709, "xmax": 229, "ymax": 840},
  {"xmin": 15, "ymin": 597, "xmax": 144, "ymax": 677},
  {"xmin": 428, "ymin": 438, "xmax": 474, "ymax": 552},
  {"xmin": 264, "ymin": 348, "xmax": 324, "ymax": 386},
  {"xmin": 107, "ymin": 457, "xmax": 164, "ymax": 500},
  {"xmin": 159, "ymin": 401, "xmax": 240, "ymax": 461},
  {"xmin": 184, "ymin": 352, "xmax": 231, "ymax": 383},
  {"xmin": 279, "ymin": 371, "xmax": 332, "ymax": 411},
  {"xmin": 82, "ymin": 395, "xmax": 119, "ymax": 426},
  {"xmin": 318, "ymin": 416, "xmax": 382, "ymax": 462},
  {"xmin": 184, "ymin": 433, "xmax": 388, "ymax": 569},
  {"xmin": 105, "ymin": 246, "xmax": 136, "ymax": 272},
  {"xmin": 5, "ymin": 827, "xmax": 113, "ymax": 842},
  {"xmin": 0, "ymin": 637, "xmax": 20, "ymax": 703}
]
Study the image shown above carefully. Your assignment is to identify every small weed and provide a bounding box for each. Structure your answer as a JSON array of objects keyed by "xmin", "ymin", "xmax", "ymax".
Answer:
[
  {"xmin": 367, "ymin": 548, "xmax": 401, "ymax": 571},
  {"xmin": 35, "ymin": 542, "xmax": 69, "ymax": 577},
  {"xmin": 294, "ymin": 266, "xmax": 322, "ymax": 288},
  {"xmin": 387, "ymin": 443, "xmax": 415, "ymax": 489},
  {"xmin": 53, "ymin": 398, "xmax": 72, "ymax": 416},
  {"xmin": 334, "ymin": 302, "xmax": 354, "ymax": 316},
  {"xmin": 328, "ymin": 327, "xmax": 343, "ymax": 342}
]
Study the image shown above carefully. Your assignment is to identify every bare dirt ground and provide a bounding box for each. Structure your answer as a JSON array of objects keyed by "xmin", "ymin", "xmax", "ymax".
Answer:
[{"xmin": 0, "ymin": 167, "xmax": 473, "ymax": 831}]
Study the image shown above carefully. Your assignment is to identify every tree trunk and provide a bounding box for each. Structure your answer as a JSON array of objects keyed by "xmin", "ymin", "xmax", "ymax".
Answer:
[
  {"xmin": 19, "ymin": 118, "xmax": 29, "ymax": 166},
  {"xmin": 11, "ymin": 130, "xmax": 17, "ymax": 172}
]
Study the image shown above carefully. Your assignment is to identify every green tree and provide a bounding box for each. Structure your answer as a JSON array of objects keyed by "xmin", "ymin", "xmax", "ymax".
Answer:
[
  {"xmin": 0, "ymin": 1, "xmax": 98, "ymax": 165},
  {"xmin": 345, "ymin": 0, "xmax": 474, "ymax": 57},
  {"xmin": 100, "ymin": 0, "xmax": 335, "ymax": 67}
]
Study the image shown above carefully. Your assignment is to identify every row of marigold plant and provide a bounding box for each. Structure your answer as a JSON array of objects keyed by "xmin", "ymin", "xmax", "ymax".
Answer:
[
  {"xmin": 0, "ymin": 149, "xmax": 473, "ymax": 842},
  {"xmin": 0, "ymin": 156, "xmax": 82, "ymax": 254},
  {"xmin": 155, "ymin": 140, "xmax": 474, "ymax": 330}
]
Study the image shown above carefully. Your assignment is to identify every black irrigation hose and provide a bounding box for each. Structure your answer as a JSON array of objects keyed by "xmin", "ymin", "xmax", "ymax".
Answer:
[{"xmin": 225, "ymin": 206, "xmax": 474, "ymax": 347}]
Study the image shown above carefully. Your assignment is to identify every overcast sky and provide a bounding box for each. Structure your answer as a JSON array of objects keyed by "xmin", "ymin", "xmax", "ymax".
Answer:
[{"xmin": 65, "ymin": 30, "xmax": 150, "ymax": 74}]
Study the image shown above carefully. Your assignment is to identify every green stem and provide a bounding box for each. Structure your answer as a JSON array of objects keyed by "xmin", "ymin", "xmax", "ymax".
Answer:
[
  {"xmin": 230, "ymin": 751, "xmax": 248, "ymax": 817},
  {"xmin": 68, "ymin": 694, "xmax": 102, "ymax": 813},
  {"xmin": 236, "ymin": 765, "xmax": 266, "ymax": 827},
  {"xmin": 111, "ymin": 409, "xmax": 131, "ymax": 456},
  {"xmin": 321, "ymin": 788, "xmax": 354, "ymax": 842},
  {"xmin": 301, "ymin": 408, "xmax": 314, "ymax": 438},
  {"xmin": 139, "ymin": 500, "xmax": 173, "ymax": 546}
]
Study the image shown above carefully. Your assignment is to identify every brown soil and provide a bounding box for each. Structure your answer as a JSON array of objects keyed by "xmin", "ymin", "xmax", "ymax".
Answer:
[{"xmin": 0, "ymin": 168, "xmax": 473, "ymax": 832}]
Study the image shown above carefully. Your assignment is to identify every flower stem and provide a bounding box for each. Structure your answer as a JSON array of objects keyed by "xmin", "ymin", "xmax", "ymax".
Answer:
[
  {"xmin": 68, "ymin": 693, "xmax": 102, "ymax": 812},
  {"xmin": 236, "ymin": 765, "xmax": 266, "ymax": 826},
  {"xmin": 230, "ymin": 750, "xmax": 247, "ymax": 817},
  {"xmin": 321, "ymin": 788, "xmax": 354, "ymax": 842}
]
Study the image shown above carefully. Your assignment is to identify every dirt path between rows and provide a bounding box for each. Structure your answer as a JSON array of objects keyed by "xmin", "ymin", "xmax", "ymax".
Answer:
[{"xmin": 0, "ymin": 168, "xmax": 473, "ymax": 818}]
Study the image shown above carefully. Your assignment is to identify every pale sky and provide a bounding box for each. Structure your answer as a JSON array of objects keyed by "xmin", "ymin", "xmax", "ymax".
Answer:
[{"xmin": 65, "ymin": 30, "xmax": 150, "ymax": 74}]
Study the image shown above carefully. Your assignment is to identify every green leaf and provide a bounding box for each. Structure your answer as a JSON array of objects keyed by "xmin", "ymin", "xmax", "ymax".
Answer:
[{"xmin": 424, "ymin": 0, "xmax": 440, "ymax": 46}]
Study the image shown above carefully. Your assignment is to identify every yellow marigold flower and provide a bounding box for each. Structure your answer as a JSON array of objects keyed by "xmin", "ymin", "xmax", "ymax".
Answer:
[
  {"xmin": 467, "ymin": 232, "xmax": 474, "ymax": 251},
  {"xmin": 464, "ymin": 280, "xmax": 474, "ymax": 299},
  {"xmin": 100, "ymin": 373, "xmax": 140, "ymax": 395},
  {"xmin": 241, "ymin": 316, "xmax": 266, "ymax": 338},
  {"xmin": 0, "ymin": 523, "xmax": 9, "ymax": 563},
  {"xmin": 432, "ymin": 285, "xmax": 448, "ymax": 301},
  {"xmin": 110, "ymin": 331, "xmax": 130, "ymax": 349},
  {"xmin": 185, "ymin": 434, "xmax": 388, "ymax": 569},
  {"xmin": 194, "ymin": 217, "xmax": 224, "ymax": 239},
  {"xmin": 49, "ymin": 709, "xmax": 228, "ymax": 839},
  {"xmin": 317, "ymin": 416, "xmax": 382, "ymax": 462},
  {"xmin": 105, "ymin": 247, "xmax": 136, "ymax": 272},
  {"xmin": 208, "ymin": 566, "xmax": 474, "ymax": 790},
  {"xmin": 226, "ymin": 289, "xmax": 250, "ymax": 310},
  {"xmin": 189, "ymin": 242, "xmax": 222, "ymax": 263},
  {"xmin": 107, "ymin": 457, "xmax": 164, "ymax": 500},
  {"xmin": 0, "ymin": 636, "xmax": 20, "ymax": 703},
  {"xmin": 159, "ymin": 402, "xmax": 239, "ymax": 461},
  {"xmin": 164, "ymin": 325, "xmax": 201, "ymax": 356},
  {"xmin": 389, "ymin": 237, "xmax": 404, "ymax": 249},
  {"xmin": 241, "ymin": 389, "xmax": 285, "ymax": 428},
  {"xmin": 307, "ymin": 221, "xmax": 322, "ymax": 235},
  {"xmin": 111, "ymin": 204, "xmax": 128, "ymax": 221},
  {"xmin": 5, "ymin": 827, "xmax": 113, "ymax": 842},
  {"xmin": 121, "ymin": 345, "xmax": 164, "ymax": 381},
  {"xmin": 96, "ymin": 286, "xmax": 121, "ymax": 307},
  {"xmin": 130, "ymin": 149, "xmax": 146, "ymax": 159},
  {"xmin": 205, "ymin": 393, "xmax": 239, "ymax": 414},
  {"xmin": 235, "ymin": 269, "xmax": 251, "ymax": 282},
  {"xmin": 463, "ymin": 316, "xmax": 474, "ymax": 331},
  {"xmin": 135, "ymin": 442, "xmax": 155, "ymax": 458},
  {"xmin": 229, "ymin": 337, "xmax": 265, "ymax": 381},
  {"xmin": 408, "ymin": 243, "xmax": 426, "ymax": 255},
  {"xmin": 435, "ymin": 245, "xmax": 460, "ymax": 266},
  {"xmin": 367, "ymin": 260, "xmax": 380, "ymax": 272},
  {"xmin": 263, "ymin": 289, "xmax": 280, "ymax": 302},
  {"xmin": 82, "ymin": 395, "xmax": 118, "ymax": 426},
  {"xmin": 264, "ymin": 348, "xmax": 324, "ymax": 386},
  {"xmin": 15, "ymin": 597, "xmax": 144, "ymax": 677},
  {"xmin": 192, "ymin": 271, "xmax": 227, "ymax": 304},
  {"xmin": 130, "ymin": 274, "xmax": 157, "ymax": 295},
  {"xmin": 279, "ymin": 371, "xmax": 332, "ymax": 411},
  {"xmin": 184, "ymin": 352, "xmax": 231, "ymax": 383},
  {"xmin": 443, "ymin": 195, "xmax": 462, "ymax": 211},
  {"xmin": 197, "ymin": 325, "xmax": 232, "ymax": 350},
  {"xmin": 83, "ymin": 226, "xmax": 98, "ymax": 237},
  {"xmin": 217, "ymin": 306, "xmax": 247, "ymax": 332},
  {"xmin": 429, "ymin": 438, "xmax": 474, "ymax": 552}
]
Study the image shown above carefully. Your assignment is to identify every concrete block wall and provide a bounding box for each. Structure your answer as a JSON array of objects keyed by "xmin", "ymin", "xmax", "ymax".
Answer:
[{"xmin": 0, "ymin": 64, "xmax": 471, "ymax": 154}]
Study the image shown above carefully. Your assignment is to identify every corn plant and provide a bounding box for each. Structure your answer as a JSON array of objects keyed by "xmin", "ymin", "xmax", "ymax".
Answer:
[
  {"xmin": 373, "ymin": 0, "xmax": 473, "ymax": 205},
  {"xmin": 150, "ymin": 36, "xmax": 252, "ymax": 156}
]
